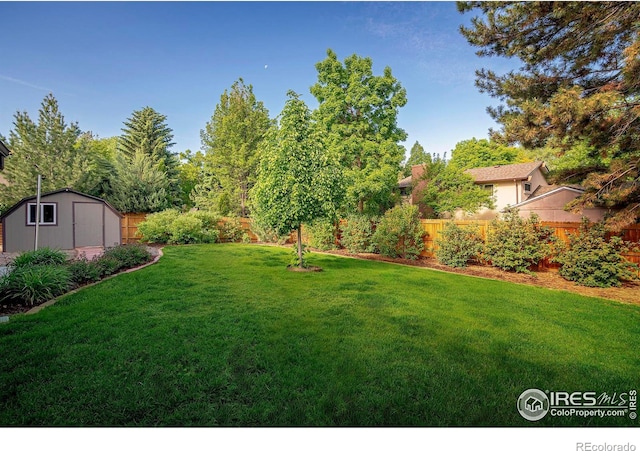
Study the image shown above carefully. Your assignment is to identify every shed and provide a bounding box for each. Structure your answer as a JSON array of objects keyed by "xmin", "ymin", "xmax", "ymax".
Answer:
[{"xmin": 0, "ymin": 188, "xmax": 122, "ymax": 253}]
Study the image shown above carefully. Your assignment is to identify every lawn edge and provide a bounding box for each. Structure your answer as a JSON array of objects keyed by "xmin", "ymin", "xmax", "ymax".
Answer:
[{"xmin": 24, "ymin": 247, "xmax": 165, "ymax": 316}]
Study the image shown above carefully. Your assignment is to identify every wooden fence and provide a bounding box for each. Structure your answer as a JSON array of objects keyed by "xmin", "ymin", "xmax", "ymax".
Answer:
[{"xmin": 119, "ymin": 213, "xmax": 640, "ymax": 273}]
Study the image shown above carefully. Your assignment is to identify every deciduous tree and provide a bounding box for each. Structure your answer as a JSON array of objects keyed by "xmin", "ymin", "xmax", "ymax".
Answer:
[
  {"xmin": 251, "ymin": 91, "xmax": 343, "ymax": 268},
  {"xmin": 198, "ymin": 79, "xmax": 272, "ymax": 217},
  {"xmin": 311, "ymin": 49, "xmax": 407, "ymax": 215},
  {"xmin": 448, "ymin": 138, "xmax": 530, "ymax": 170}
]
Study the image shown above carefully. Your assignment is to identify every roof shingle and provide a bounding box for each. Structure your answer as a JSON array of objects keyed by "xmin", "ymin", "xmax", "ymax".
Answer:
[{"xmin": 464, "ymin": 161, "xmax": 547, "ymax": 183}]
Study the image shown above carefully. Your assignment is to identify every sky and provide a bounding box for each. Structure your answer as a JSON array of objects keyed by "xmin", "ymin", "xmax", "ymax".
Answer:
[{"xmin": 0, "ymin": 1, "xmax": 517, "ymax": 160}]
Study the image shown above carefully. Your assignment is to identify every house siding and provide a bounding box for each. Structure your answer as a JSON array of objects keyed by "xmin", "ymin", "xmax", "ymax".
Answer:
[{"xmin": 517, "ymin": 189, "xmax": 608, "ymax": 222}]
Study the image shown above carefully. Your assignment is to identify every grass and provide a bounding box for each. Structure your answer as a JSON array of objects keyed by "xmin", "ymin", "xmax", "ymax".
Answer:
[{"xmin": 0, "ymin": 244, "xmax": 639, "ymax": 426}]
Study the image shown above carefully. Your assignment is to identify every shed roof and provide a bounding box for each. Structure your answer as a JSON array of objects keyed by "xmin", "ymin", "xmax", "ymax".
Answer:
[
  {"xmin": 464, "ymin": 161, "xmax": 547, "ymax": 183},
  {"xmin": 515, "ymin": 185, "xmax": 585, "ymax": 207},
  {"xmin": 0, "ymin": 139, "xmax": 9, "ymax": 157},
  {"xmin": 0, "ymin": 187, "xmax": 122, "ymax": 220}
]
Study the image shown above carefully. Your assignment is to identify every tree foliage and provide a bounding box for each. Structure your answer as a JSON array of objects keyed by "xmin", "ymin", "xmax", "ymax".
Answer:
[
  {"xmin": 311, "ymin": 49, "xmax": 407, "ymax": 215},
  {"xmin": 251, "ymin": 91, "xmax": 343, "ymax": 267},
  {"xmin": 118, "ymin": 106, "xmax": 180, "ymax": 208},
  {"xmin": 178, "ymin": 149, "xmax": 205, "ymax": 209},
  {"xmin": 198, "ymin": 79, "xmax": 272, "ymax": 217},
  {"xmin": 0, "ymin": 94, "xmax": 95, "ymax": 211},
  {"xmin": 105, "ymin": 151, "xmax": 172, "ymax": 213},
  {"xmin": 448, "ymin": 138, "xmax": 530, "ymax": 170},
  {"xmin": 459, "ymin": 1, "xmax": 640, "ymax": 228},
  {"xmin": 403, "ymin": 141, "xmax": 431, "ymax": 177}
]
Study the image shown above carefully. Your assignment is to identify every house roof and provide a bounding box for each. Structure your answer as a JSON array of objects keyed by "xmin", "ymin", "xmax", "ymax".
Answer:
[
  {"xmin": 0, "ymin": 187, "xmax": 123, "ymax": 220},
  {"xmin": 0, "ymin": 139, "xmax": 9, "ymax": 157},
  {"xmin": 464, "ymin": 161, "xmax": 548, "ymax": 183},
  {"xmin": 398, "ymin": 175, "xmax": 412, "ymax": 189},
  {"xmin": 514, "ymin": 185, "xmax": 585, "ymax": 207}
]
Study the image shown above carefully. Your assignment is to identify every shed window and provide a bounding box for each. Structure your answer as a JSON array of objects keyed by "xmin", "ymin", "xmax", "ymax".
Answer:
[{"xmin": 27, "ymin": 203, "xmax": 57, "ymax": 225}]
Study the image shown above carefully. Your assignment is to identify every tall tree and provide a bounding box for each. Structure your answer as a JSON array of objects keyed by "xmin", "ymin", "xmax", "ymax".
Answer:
[
  {"xmin": 403, "ymin": 141, "xmax": 431, "ymax": 177},
  {"xmin": 118, "ymin": 106, "xmax": 180, "ymax": 207},
  {"xmin": 311, "ymin": 49, "xmax": 408, "ymax": 215},
  {"xmin": 459, "ymin": 1, "xmax": 640, "ymax": 228},
  {"xmin": 105, "ymin": 150, "xmax": 171, "ymax": 214},
  {"xmin": 0, "ymin": 93, "xmax": 93, "ymax": 210},
  {"xmin": 198, "ymin": 79, "xmax": 272, "ymax": 217},
  {"xmin": 251, "ymin": 91, "xmax": 343, "ymax": 268},
  {"xmin": 448, "ymin": 138, "xmax": 530, "ymax": 170},
  {"xmin": 178, "ymin": 149, "xmax": 205, "ymax": 209}
]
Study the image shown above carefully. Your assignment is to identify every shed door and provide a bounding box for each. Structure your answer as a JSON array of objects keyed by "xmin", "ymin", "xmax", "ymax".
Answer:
[{"xmin": 73, "ymin": 202, "xmax": 104, "ymax": 247}]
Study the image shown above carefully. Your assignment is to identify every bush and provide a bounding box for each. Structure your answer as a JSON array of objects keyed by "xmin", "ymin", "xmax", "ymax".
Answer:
[
  {"xmin": 339, "ymin": 215, "xmax": 377, "ymax": 254},
  {"xmin": 11, "ymin": 248, "xmax": 68, "ymax": 269},
  {"xmin": 94, "ymin": 256, "xmax": 123, "ymax": 278},
  {"xmin": 189, "ymin": 210, "xmax": 221, "ymax": 243},
  {"xmin": 250, "ymin": 219, "xmax": 289, "ymax": 244},
  {"xmin": 66, "ymin": 258, "xmax": 102, "ymax": 286},
  {"xmin": 136, "ymin": 209, "xmax": 180, "ymax": 243},
  {"xmin": 484, "ymin": 209, "xmax": 555, "ymax": 274},
  {"xmin": 306, "ymin": 218, "xmax": 337, "ymax": 250},
  {"xmin": 553, "ymin": 219, "xmax": 639, "ymax": 287},
  {"xmin": 0, "ymin": 265, "xmax": 72, "ymax": 306},
  {"xmin": 435, "ymin": 222, "xmax": 484, "ymax": 268},
  {"xmin": 373, "ymin": 204, "xmax": 425, "ymax": 259},
  {"xmin": 219, "ymin": 217, "xmax": 244, "ymax": 242},
  {"xmin": 100, "ymin": 244, "xmax": 153, "ymax": 270},
  {"xmin": 168, "ymin": 214, "xmax": 204, "ymax": 244}
]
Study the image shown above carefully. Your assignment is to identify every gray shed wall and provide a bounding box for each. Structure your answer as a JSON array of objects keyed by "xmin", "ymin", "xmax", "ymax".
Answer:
[{"xmin": 2, "ymin": 191, "xmax": 121, "ymax": 253}]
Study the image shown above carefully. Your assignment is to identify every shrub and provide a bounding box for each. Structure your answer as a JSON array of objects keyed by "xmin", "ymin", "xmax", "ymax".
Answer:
[
  {"xmin": 0, "ymin": 265, "xmax": 72, "ymax": 306},
  {"xmin": 136, "ymin": 209, "xmax": 180, "ymax": 243},
  {"xmin": 484, "ymin": 209, "xmax": 555, "ymax": 274},
  {"xmin": 250, "ymin": 219, "xmax": 289, "ymax": 244},
  {"xmin": 11, "ymin": 248, "xmax": 67, "ymax": 269},
  {"xmin": 339, "ymin": 215, "xmax": 377, "ymax": 254},
  {"xmin": 189, "ymin": 210, "xmax": 221, "ymax": 243},
  {"xmin": 101, "ymin": 244, "xmax": 153, "ymax": 270},
  {"xmin": 435, "ymin": 222, "xmax": 484, "ymax": 268},
  {"xmin": 306, "ymin": 218, "xmax": 338, "ymax": 250},
  {"xmin": 219, "ymin": 217, "xmax": 245, "ymax": 243},
  {"xmin": 66, "ymin": 258, "xmax": 102, "ymax": 286},
  {"xmin": 94, "ymin": 256, "xmax": 123, "ymax": 278},
  {"xmin": 168, "ymin": 214, "xmax": 204, "ymax": 244},
  {"xmin": 373, "ymin": 204, "xmax": 425, "ymax": 259},
  {"xmin": 553, "ymin": 219, "xmax": 639, "ymax": 287}
]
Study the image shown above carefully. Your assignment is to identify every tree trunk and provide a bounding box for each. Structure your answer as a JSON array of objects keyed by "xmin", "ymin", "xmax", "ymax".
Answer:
[{"xmin": 297, "ymin": 226, "xmax": 304, "ymax": 268}]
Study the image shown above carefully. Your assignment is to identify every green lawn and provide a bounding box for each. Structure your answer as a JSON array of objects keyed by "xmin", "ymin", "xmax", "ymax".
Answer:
[{"xmin": 1, "ymin": 244, "xmax": 638, "ymax": 426}]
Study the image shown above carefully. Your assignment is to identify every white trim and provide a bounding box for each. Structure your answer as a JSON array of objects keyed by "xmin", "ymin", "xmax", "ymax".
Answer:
[
  {"xmin": 27, "ymin": 202, "xmax": 57, "ymax": 226},
  {"xmin": 513, "ymin": 186, "xmax": 584, "ymax": 208}
]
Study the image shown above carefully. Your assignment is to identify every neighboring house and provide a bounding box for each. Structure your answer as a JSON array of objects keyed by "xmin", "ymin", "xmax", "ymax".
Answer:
[
  {"xmin": 399, "ymin": 160, "xmax": 609, "ymax": 221},
  {"xmin": 463, "ymin": 161, "xmax": 550, "ymax": 219},
  {"xmin": 0, "ymin": 138, "xmax": 9, "ymax": 186},
  {"xmin": 0, "ymin": 188, "xmax": 122, "ymax": 253}
]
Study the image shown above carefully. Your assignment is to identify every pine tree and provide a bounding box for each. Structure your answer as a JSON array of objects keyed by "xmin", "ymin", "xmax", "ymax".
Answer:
[
  {"xmin": 459, "ymin": 1, "xmax": 640, "ymax": 229},
  {"xmin": 118, "ymin": 107, "xmax": 180, "ymax": 207},
  {"xmin": 0, "ymin": 93, "xmax": 93, "ymax": 210}
]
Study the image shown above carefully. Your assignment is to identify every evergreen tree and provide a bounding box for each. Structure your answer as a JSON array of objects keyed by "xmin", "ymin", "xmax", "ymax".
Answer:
[
  {"xmin": 198, "ymin": 79, "xmax": 272, "ymax": 217},
  {"xmin": 118, "ymin": 107, "xmax": 180, "ymax": 207},
  {"xmin": 311, "ymin": 49, "xmax": 407, "ymax": 215},
  {"xmin": 459, "ymin": 1, "xmax": 640, "ymax": 228},
  {"xmin": 105, "ymin": 150, "xmax": 171, "ymax": 213},
  {"xmin": 0, "ymin": 93, "xmax": 93, "ymax": 210},
  {"xmin": 403, "ymin": 141, "xmax": 430, "ymax": 177}
]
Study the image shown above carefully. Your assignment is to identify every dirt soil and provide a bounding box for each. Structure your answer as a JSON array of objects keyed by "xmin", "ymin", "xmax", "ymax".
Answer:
[{"xmin": 317, "ymin": 248, "xmax": 640, "ymax": 306}]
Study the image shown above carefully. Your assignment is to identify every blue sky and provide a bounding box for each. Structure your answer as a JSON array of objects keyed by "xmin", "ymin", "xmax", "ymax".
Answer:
[{"xmin": 0, "ymin": 1, "xmax": 515, "ymax": 159}]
